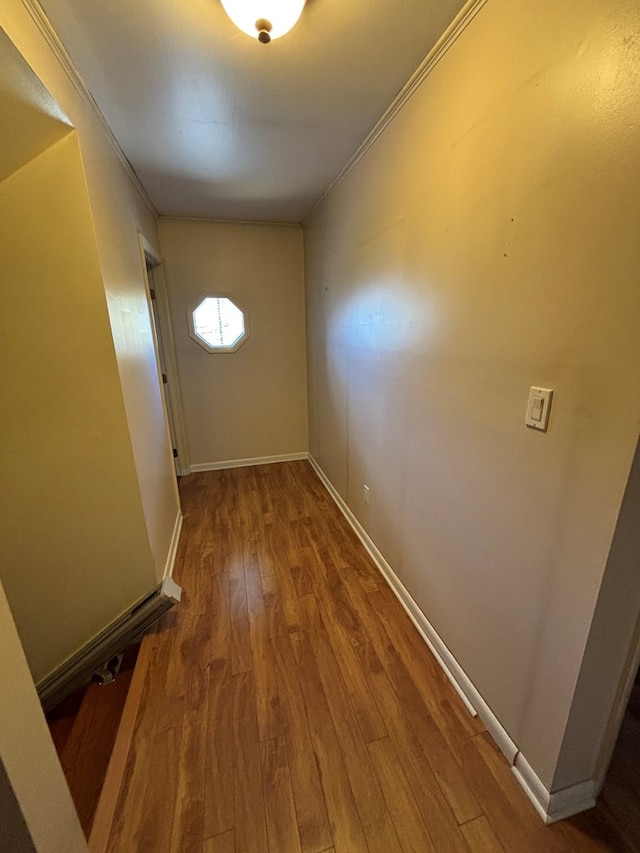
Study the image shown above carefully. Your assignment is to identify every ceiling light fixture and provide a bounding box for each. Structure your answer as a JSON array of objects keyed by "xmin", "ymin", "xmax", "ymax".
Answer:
[{"xmin": 221, "ymin": 0, "xmax": 305, "ymax": 44}]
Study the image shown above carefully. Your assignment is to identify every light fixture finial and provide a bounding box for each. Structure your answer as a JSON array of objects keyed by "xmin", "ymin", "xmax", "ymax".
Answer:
[{"xmin": 255, "ymin": 18, "xmax": 272, "ymax": 44}]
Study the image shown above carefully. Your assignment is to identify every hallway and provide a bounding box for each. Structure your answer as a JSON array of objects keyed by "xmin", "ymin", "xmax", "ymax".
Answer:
[{"xmin": 105, "ymin": 462, "xmax": 635, "ymax": 852}]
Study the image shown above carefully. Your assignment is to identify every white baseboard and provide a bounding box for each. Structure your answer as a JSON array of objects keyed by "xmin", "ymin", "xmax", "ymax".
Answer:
[
  {"xmin": 190, "ymin": 451, "xmax": 309, "ymax": 473},
  {"xmin": 307, "ymin": 455, "xmax": 517, "ymax": 757},
  {"xmin": 163, "ymin": 511, "xmax": 183, "ymax": 581},
  {"xmin": 512, "ymin": 753, "xmax": 598, "ymax": 824},
  {"xmin": 307, "ymin": 454, "xmax": 599, "ymax": 823}
]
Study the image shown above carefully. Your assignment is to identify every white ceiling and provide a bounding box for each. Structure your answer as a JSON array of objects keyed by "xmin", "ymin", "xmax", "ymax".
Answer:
[{"xmin": 38, "ymin": 0, "xmax": 468, "ymax": 223}]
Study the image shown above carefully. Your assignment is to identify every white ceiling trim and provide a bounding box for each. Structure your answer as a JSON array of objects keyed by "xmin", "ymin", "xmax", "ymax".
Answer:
[
  {"xmin": 158, "ymin": 215, "xmax": 301, "ymax": 229},
  {"xmin": 20, "ymin": 0, "xmax": 158, "ymax": 217},
  {"xmin": 302, "ymin": 0, "xmax": 489, "ymax": 227}
]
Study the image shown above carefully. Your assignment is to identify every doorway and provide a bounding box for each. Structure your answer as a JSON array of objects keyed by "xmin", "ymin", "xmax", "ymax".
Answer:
[{"xmin": 140, "ymin": 241, "xmax": 188, "ymax": 476}]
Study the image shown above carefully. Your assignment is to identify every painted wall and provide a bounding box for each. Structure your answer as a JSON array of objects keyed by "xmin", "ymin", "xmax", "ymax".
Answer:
[
  {"xmin": 158, "ymin": 219, "xmax": 308, "ymax": 468},
  {"xmin": 0, "ymin": 20, "xmax": 179, "ymax": 849},
  {"xmin": 304, "ymin": 0, "xmax": 640, "ymax": 791},
  {"xmin": 1, "ymin": 3, "xmax": 180, "ymax": 582},
  {"xmin": 0, "ymin": 132, "xmax": 157, "ymax": 682},
  {"xmin": 0, "ymin": 582, "xmax": 87, "ymax": 852}
]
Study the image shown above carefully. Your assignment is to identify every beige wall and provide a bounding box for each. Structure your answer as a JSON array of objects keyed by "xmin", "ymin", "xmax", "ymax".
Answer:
[
  {"xmin": 1, "ymin": 3, "xmax": 180, "ymax": 582},
  {"xmin": 304, "ymin": 0, "xmax": 640, "ymax": 790},
  {"xmin": 0, "ymin": 19, "xmax": 180, "ymax": 847},
  {"xmin": 0, "ymin": 132, "xmax": 157, "ymax": 682},
  {"xmin": 158, "ymin": 219, "xmax": 308, "ymax": 467},
  {"xmin": 85, "ymin": 156, "xmax": 180, "ymax": 582}
]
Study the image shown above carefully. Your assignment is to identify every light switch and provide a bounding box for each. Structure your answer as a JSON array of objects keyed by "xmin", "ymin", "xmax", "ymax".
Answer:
[
  {"xmin": 530, "ymin": 396, "xmax": 543, "ymax": 422},
  {"xmin": 525, "ymin": 387, "xmax": 553, "ymax": 431}
]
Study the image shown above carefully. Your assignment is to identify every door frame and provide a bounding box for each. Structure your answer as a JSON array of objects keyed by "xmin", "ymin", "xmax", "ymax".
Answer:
[{"xmin": 138, "ymin": 234, "xmax": 190, "ymax": 475}]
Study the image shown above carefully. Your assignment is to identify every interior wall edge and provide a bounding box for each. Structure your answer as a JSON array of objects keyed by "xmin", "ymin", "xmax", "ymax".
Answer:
[
  {"xmin": 512, "ymin": 753, "xmax": 598, "ymax": 825},
  {"xmin": 0, "ymin": 760, "xmax": 36, "ymax": 853},
  {"xmin": 0, "ymin": 583, "xmax": 87, "ymax": 852},
  {"xmin": 550, "ymin": 436, "xmax": 640, "ymax": 791},
  {"xmin": 19, "ymin": 0, "xmax": 157, "ymax": 217}
]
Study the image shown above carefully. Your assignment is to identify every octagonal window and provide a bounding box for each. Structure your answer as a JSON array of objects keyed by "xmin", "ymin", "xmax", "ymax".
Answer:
[{"xmin": 188, "ymin": 295, "xmax": 249, "ymax": 353}]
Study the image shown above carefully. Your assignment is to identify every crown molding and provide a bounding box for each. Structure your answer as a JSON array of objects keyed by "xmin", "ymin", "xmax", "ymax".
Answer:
[
  {"xmin": 20, "ymin": 0, "xmax": 158, "ymax": 217},
  {"xmin": 302, "ymin": 0, "xmax": 488, "ymax": 227},
  {"xmin": 20, "ymin": 0, "xmax": 487, "ymax": 228},
  {"xmin": 159, "ymin": 215, "xmax": 301, "ymax": 228}
]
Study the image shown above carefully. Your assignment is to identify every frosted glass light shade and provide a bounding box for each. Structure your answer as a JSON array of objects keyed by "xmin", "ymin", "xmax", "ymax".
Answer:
[{"xmin": 221, "ymin": 0, "xmax": 305, "ymax": 41}]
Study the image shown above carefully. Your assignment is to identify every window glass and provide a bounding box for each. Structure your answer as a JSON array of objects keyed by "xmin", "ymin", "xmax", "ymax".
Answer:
[{"xmin": 189, "ymin": 296, "xmax": 249, "ymax": 352}]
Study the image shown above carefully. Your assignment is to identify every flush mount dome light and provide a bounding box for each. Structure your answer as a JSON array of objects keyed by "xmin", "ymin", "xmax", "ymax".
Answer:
[
  {"xmin": 221, "ymin": 0, "xmax": 305, "ymax": 43},
  {"xmin": 189, "ymin": 295, "xmax": 250, "ymax": 353}
]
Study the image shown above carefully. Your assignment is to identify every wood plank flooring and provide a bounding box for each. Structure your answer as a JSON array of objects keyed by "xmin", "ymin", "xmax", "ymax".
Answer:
[
  {"xmin": 46, "ymin": 643, "xmax": 140, "ymax": 837},
  {"xmin": 106, "ymin": 461, "xmax": 638, "ymax": 852}
]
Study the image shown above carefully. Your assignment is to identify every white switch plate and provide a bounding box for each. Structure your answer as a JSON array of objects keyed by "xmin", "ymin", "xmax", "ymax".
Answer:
[
  {"xmin": 525, "ymin": 387, "xmax": 553, "ymax": 431},
  {"xmin": 363, "ymin": 485, "xmax": 370, "ymax": 505}
]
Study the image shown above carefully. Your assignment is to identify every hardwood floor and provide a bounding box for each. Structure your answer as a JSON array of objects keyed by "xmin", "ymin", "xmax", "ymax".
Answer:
[
  {"xmin": 106, "ymin": 461, "xmax": 637, "ymax": 852},
  {"xmin": 47, "ymin": 643, "xmax": 139, "ymax": 837}
]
